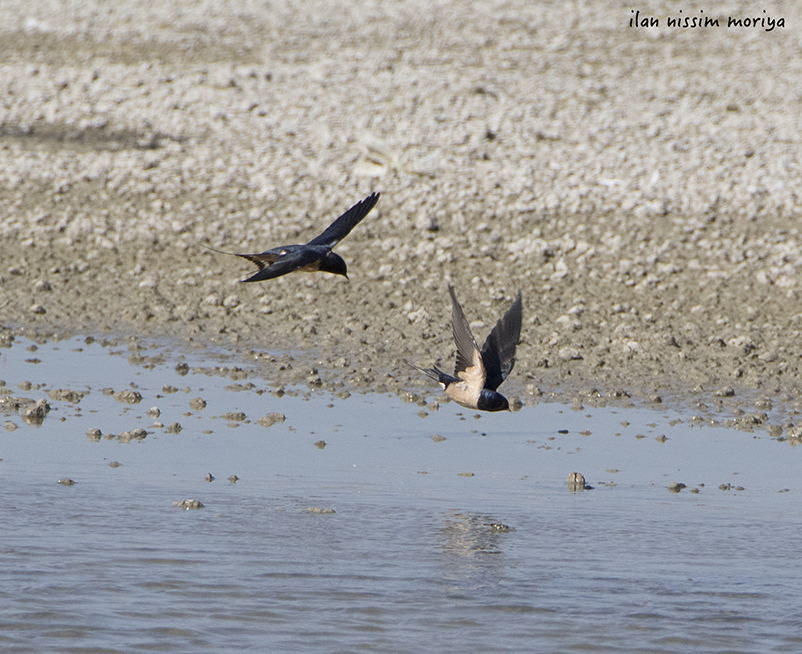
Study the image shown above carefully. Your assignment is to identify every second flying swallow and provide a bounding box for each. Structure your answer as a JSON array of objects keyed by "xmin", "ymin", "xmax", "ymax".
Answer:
[{"xmin": 415, "ymin": 284, "xmax": 523, "ymax": 412}]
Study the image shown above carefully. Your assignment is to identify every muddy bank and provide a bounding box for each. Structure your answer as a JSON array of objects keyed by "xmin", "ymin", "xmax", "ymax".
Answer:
[{"xmin": 1, "ymin": 1, "xmax": 802, "ymax": 414}]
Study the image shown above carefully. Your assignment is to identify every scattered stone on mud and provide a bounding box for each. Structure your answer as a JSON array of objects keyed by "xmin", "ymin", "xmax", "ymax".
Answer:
[
  {"xmin": 314, "ymin": 440, "xmax": 326, "ymax": 449},
  {"xmin": 189, "ymin": 397, "xmax": 207, "ymax": 411},
  {"xmin": 118, "ymin": 428, "xmax": 148, "ymax": 443},
  {"xmin": 114, "ymin": 390, "xmax": 143, "ymax": 405},
  {"xmin": 221, "ymin": 411, "xmax": 246, "ymax": 422},
  {"xmin": 228, "ymin": 475, "xmax": 239, "ymax": 483},
  {"xmin": 48, "ymin": 388, "xmax": 86, "ymax": 403},
  {"xmin": 4, "ymin": 421, "xmax": 17, "ymax": 432},
  {"xmin": 307, "ymin": 507, "xmax": 336, "ymax": 514},
  {"xmin": 163, "ymin": 385, "xmax": 178, "ymax": 394},
  {"xmin": 175, "ymin": 363, "xmax": 190, "ymax": 376},
  {"xmin": 668, "ymin": 482, "xmax": 687, "ymax": 493},
  {"xmin": 109, "ymin": 461, "xmax": 121, "ymax": 468},
  {"xmin": 22, "ymin": 399, "xmax": 50, "ymax": 426},
  {"xmin": 174, "ymin": 499, "xmax": 204, "ymax": 510},
  {"xmin": 458, "ymin": 472, "xmax": 475, "ymax": 477},
  {"xmin": 205, "ymin": 473, "xmax": 215, "ymax": 482},
  {"xmin": 0, "ymin": 396, "xmax": 32, "ymax": 412},
  {"xmin": 57, "ymin": 478, "xmax": 75, "ymax": 486},
  {"xmin": 431, "ymin": 434, "xmax": 446, "ymax": 442},
  {"xmin": 147, "ymin": 406, "xmax": 161, "ymax": 418},
  {"xmin": 258, "ymin": 413, "xmax": 286, "ymax": 428},
  {"xmin": 166, "ymin": 422, "xmax": 182, "ymax": 434},
  {"xmin": 86, "ymin": 428, "xmax": 102, "ymax": 441},
  {"xmin": 655, "ymin": 435, "xmax": 668, "ymax": 443}
]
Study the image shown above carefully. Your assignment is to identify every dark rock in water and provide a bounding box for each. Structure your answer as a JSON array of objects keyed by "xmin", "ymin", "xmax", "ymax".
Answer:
[
  {"xmin": 487, "ymin": 523, "xmax": 512, "ymax": 532},
  {"xmin": 567, "ymin": 471, "xmax": 592, "ymax": 491},
  {"xmin": 173, "ymin": 499, "xmax": 204, "ymax": 510}
]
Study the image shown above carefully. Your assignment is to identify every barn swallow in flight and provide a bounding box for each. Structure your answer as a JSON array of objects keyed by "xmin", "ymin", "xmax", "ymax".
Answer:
[
  {"xmin": 414, "ymin": 285, "xmax": 522, "ymax": 412},
  {"xmin": 209, "ymin": 193, "xmax": 379, "ymax": 282}
]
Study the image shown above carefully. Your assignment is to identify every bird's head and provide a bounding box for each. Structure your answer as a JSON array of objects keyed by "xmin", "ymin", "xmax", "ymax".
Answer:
[
  {"xmin": 320, "ymin": 252, "xmax": 349, "ymax": 279},
  {"xmin": 477, "ymin": 390, "xmax": 510, "ymax": 412}
]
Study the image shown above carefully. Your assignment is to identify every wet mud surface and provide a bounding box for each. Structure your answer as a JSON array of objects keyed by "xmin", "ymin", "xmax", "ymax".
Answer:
[{"xmin": 1, "ymin": 1, "xmax": 802, "ymax": 417}]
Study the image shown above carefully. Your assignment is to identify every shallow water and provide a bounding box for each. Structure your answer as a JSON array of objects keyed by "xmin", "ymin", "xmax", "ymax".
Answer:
[{"xmin": 1, "ymin": 335, "xmax": 802, "ymax": 653}]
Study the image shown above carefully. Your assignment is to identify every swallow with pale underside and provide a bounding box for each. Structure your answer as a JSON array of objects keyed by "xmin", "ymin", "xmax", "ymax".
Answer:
[
  {"xmin": 414, "ymin": 284, "xmax": 523, "ymax": 412},
  {"xmin": 208, "ymin": 193, "xmax": 379, "ymax": 282}
]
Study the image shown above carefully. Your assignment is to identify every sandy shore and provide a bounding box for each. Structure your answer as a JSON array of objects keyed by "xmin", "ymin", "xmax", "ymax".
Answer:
[{"xmin": 1, "ymin": 1, "xmax": 802, "ymax": 416}]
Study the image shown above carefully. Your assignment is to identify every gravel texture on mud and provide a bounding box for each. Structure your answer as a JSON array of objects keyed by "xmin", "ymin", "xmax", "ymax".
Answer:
[{"xmin": 1, "ymin": 1, "xmax": 802, "ymax": 416}]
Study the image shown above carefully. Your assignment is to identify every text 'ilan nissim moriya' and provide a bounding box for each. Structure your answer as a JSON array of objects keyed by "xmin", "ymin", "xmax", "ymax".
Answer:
[{"xmin": 630, "ymin": 9, "xmax": 785, "ymax": 32}]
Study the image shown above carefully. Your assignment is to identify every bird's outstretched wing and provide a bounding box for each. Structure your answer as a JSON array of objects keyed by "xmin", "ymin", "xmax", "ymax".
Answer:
[
  {"xmin": 307, "ymin": 192, "xmax": 380, "ymax": 248},
  {"xmin": 481, "ymin": 291, "xmax": 523, "ymax": 391},
  {"xmin": 448, "ymin": 285, "xmax": 486, "ymax": 395}
]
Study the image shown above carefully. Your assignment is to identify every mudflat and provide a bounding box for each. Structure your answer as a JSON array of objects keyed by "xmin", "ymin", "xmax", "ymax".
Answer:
[{"xmin": 1, "ymin": 1, "xmax": 801, "ymax": 416}]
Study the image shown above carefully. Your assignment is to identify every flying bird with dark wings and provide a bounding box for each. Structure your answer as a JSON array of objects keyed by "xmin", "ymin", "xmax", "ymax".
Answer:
[
  {"xmin": 208, "ymin": 193, "xmax": 380, "ymax": 282},
  {"xmin": 414, "ymin": 285, "xmax": 523, "ymax": 412}
]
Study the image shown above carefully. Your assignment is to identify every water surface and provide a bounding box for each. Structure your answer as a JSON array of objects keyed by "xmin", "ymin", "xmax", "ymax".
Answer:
[{"xmin": 1, "ymin": 335, "xmax": 801, "ymax": 653}]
